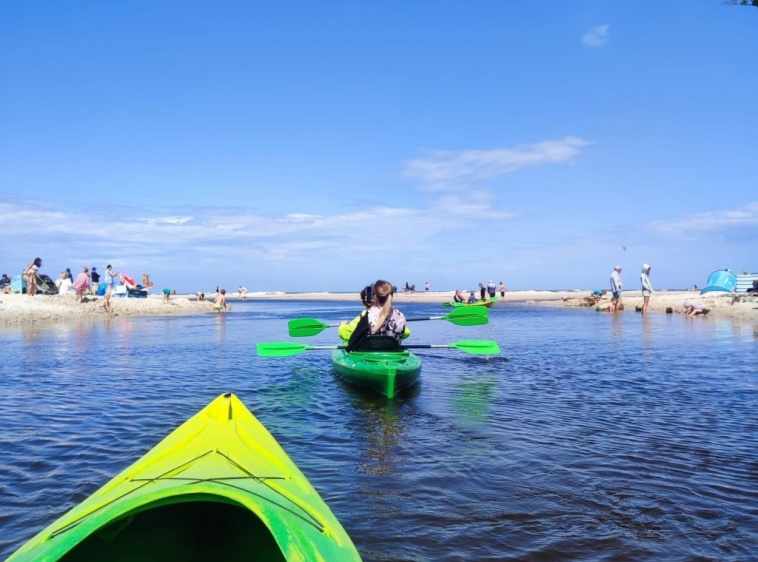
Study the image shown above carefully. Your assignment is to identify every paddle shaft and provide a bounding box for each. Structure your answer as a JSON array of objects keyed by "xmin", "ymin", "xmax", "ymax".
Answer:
[
  {"xmin": 257, "ymin": 339, "xmax": 499, "ymax": 357},
  {"xmin": 287, "ymin": 307, "xmax": 487, "ymax": 337}
]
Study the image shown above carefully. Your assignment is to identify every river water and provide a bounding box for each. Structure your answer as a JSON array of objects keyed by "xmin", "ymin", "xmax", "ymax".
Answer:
[{"xmin": 0, "ymin": 301, "xmax": 756, "ymax": 561}]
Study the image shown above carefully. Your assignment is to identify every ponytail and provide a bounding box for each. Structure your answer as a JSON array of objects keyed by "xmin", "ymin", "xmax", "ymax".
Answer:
[{"xmin": 370, "ymin": 280, "xmax": 394, "ymax": 334}]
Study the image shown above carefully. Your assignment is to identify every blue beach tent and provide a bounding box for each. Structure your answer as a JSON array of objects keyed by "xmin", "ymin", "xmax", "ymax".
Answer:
[{"xmin": 699, "ymin": 270, "xmax": 737, "ymax": 295}]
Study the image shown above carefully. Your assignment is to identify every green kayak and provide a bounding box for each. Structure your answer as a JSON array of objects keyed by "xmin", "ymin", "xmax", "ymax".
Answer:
[
  {"xmin": 6, "ymin": 393, "xmax": 361, "ymax": 562},
  {"xmin": 332, "ymin": 349, "xmax": 422, "ymax": 398},
  {"xmin": 443, "ymin": 298, "xmax": 496, "ymax": 308}
]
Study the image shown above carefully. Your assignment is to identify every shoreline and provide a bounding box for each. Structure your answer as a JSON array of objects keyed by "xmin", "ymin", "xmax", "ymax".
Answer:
[{"xmin": 1, "ymin": 289, "xmax": 756, "ymax": 326}]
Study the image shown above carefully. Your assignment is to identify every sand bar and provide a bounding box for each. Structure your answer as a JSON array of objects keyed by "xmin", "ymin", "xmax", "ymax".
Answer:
[{"xmin": 2, "ymin": 289, "xmax": 755, "ymax": 327}]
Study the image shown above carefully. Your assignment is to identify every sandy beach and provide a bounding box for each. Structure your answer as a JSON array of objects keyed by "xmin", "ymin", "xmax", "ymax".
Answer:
[
  {"xmin": 0, "ymin": 293, "xmax": 212, "ymax": 326},
  {"xmin": 1, "ymin": 289, "xmax": 756, "ymax": 327}
]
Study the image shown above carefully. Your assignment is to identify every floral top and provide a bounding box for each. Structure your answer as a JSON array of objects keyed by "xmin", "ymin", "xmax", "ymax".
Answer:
[{"xmin": 367, "ymin": 306, "xmax": 407, "ymax": 341}]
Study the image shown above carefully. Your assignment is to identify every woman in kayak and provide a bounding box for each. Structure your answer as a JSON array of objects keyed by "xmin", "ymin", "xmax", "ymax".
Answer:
[
  {"xmin": 453, "ymin": 289, "xmax": 465, "ymax": 303},
  {"xmin": 339, "ymin": 280, "xmax": 409, "ymax": 350}
]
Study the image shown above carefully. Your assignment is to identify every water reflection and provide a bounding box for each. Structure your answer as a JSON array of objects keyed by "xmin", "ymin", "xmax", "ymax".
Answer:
[
  {"xmin": 1, "ymin": 305, "xmax": 757, "ymax": 562},
  {"xmin": 351, "ymin": 400, "xmax": 408, "ymax": 479},
  {"xmin": 451, "ymin": 375, "xmax": 497, "ymax": 429}
]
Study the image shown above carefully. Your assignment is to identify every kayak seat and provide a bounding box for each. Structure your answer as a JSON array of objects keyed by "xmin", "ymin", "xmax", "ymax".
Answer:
[
  {"xmin": 353, "ymin": 336, "xmax": 403, "ymax": 352},
  {"xmin": 59, "ymin": 499, "xmax": 286, "ymax": 562}
]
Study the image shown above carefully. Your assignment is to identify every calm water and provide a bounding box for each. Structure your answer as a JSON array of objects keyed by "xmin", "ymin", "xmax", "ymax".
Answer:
[{"xmin": 0, "ymin": 302, "xmax": 756, "ymax": 561}]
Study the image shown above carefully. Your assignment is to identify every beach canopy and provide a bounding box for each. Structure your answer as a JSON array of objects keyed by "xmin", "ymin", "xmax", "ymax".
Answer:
[{"xmin": 699, "ymin": 270, "xmax": 736, "ymax": 295}]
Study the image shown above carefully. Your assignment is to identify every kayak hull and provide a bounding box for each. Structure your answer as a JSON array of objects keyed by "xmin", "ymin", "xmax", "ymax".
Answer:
[
  {"xmin": 6, "ymin": 393, "xmax": 361, "ymax": 562},
  {"xmin": 332, "ymin": 349, "xmax": 422, "ymax": 398},
  {"xmin": 449, "ymin": 299, "xmax": 496, "ymax": 308}
]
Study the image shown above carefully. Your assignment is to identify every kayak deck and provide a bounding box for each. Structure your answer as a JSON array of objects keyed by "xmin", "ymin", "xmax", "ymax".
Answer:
[
  {"xmin": 332, "ymin": 349, "xmax": 422, "ymax": 398},
  {"xmin": 7, "ymin": 393, "xmax": 361, "ymax": 562}
]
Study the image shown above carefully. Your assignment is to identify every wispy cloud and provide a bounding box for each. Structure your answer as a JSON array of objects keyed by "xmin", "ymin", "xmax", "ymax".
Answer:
[
  {"xmin": 142, "ymin": 216, "xmax": 194, "ymax": 225},
  {"xmin": 403, "ymin": 137, "xmax": 592, "ymax": 190},
  {"xmin": 645, "ymin": 202, "xmax": 758, "ymax": 238},
  {"xmin": 582, "ymin": 24, "xmax": 610, "ymax": 47},
  {"xmin": 0, "ymin": 193, "xmax": 517, "ymax": 273}
]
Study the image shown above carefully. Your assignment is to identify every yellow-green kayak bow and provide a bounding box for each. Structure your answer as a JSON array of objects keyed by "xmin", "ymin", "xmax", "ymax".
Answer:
[{"xmin": 6, "ymin": 393, "xmax": 361, "ymax": 562}]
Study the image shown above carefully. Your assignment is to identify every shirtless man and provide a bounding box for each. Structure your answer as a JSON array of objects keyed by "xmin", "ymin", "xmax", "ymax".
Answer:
[{"xmin": 213, "ymin": 289, "xmax": 227, "ymax": 313}]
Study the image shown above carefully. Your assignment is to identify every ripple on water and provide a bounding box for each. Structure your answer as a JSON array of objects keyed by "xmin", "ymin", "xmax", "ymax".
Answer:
[{"xmin": 0, "ymin": 303, "xmax": 756, "ymax": 561}]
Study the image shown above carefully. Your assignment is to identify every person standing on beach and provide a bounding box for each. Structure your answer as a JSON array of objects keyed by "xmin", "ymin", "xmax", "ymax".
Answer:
[
  {"xmin": 238, "ymin": 285, "xmax": 248, "ymax": 300},
  {"xmin": 90, "ymin": 267, "xmax": 100, "ymax": 294},
  {"xmin": 101, "ymin": 264, "xmax": 119, "ymax": 312},
  {"xmin": 479, "ymin": 282, "xmax": 486, "ymax": 301},
  {"xmin": 23, "ymin": 258, "xmax": 43, "ymax": 296},
  {"xmin": 213, "ymin": 289, "xmax": 227, "ymax": 313},
  {"xmin": 73, "ymin": 267, "xmax": 91, "ymax": 302},
  {"xmin": 499, "ymin": 281, "xmax": 507, "ymax": 298},
  {"xmin": 610, "ymin": 266, "xmax": 623, "ymax": 312},
  {"xmin": 425, "ymin": 281, "xmax": 430, "ymax": 292},
  {"xmin": 487, "ymin": 280, "xmax": 497, "ymax": 300},
  {"xmin": 640, "ymin": 264, "xmax": 653, "ymax": 315}
]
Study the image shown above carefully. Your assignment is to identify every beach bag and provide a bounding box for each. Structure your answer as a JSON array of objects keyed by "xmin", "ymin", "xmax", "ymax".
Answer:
[{"xmin": 97, "ymin": 283, "xmax": 107, "ymax": 296}]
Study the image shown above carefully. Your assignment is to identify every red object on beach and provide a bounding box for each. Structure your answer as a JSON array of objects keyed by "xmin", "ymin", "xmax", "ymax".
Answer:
[{"xmin": 121, "ymin": 274, "xmax": 136, "ymax": 288}]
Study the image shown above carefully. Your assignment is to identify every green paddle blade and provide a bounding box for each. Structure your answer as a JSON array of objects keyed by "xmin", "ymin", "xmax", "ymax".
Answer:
[
  {"xmin": 288, "ymin": 306, "xmax": 488, "ymax": 337},
  {"xmin": 288, "ymin": 318, "xmax": 335, "ymax": 337},
  {"xmin": 449, "ymin": 339, "xmax": 500, "ymax": 355},
  {"xmin": 257, "ymin": 342, "xmax": 315, "ymax": 357}
]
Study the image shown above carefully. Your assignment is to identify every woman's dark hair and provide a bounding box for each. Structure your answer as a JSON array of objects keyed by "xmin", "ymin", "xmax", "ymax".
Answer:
[
  {"xmin": 34, "ymin": 257, "xmax": 42, "ymax": 266},
  {"xmin": 360, "ymin": 284, "xmax": 373, "ymax": 308}
]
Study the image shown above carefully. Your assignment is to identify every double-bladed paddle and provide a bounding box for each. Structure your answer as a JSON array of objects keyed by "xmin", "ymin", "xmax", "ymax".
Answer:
[
  {"xmin": 257, "ymin": 339, "xmax": 500, "ymax": 357},
  {"xmin": 287, "ymin": 307, "xmax": 489, "ymax": 337}
]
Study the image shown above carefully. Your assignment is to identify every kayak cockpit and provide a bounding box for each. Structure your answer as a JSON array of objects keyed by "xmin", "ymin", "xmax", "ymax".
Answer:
[{"xmin": 59, "ymin": 499, "xmax": 286, "ymax": 562}]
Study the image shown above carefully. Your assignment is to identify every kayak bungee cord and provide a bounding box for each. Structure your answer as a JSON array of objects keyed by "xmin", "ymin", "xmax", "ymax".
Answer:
[{"xmin": 49, "ymin": 449, "xmax": 327, "ymax": 538}]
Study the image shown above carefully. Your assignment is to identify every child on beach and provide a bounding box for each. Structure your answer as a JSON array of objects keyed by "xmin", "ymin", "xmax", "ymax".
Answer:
[
  {"xmin": 683, "ymin": 300, "xmax": 709, "ymax": 316},
  {"xmin": 55, "ymin": 271, "xmax": 73, "ymax": 296}
]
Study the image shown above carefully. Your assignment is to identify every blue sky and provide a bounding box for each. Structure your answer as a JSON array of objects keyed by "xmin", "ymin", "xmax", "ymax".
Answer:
[{"xmin": 2, "ymin": 1, "xmax": 756, "ymax": 293}]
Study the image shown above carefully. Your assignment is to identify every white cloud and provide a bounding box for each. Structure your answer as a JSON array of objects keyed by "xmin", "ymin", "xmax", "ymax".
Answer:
[
  {"xmin": 142, "ymin": 216, "xmax": 194, "ymax": 225},
  {"xmin": 582, "ymin": 24, "xmax": 610, "ymax": 47},
  {"xmin": 645, "ymin": 202, "xmax": 758, "ymax": 237},
  {"xmin": 403, "ymin": 137, "xmax": 592, "ymax": 190},
  {"xmin": 0, "ymin": 192, "xmax": 517, "ymax": 271}
]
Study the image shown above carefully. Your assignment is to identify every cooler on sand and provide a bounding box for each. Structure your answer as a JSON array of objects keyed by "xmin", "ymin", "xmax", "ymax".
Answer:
[{"xmin": 10, "ymin": 275, "xmax": 26, "ymax": 294}]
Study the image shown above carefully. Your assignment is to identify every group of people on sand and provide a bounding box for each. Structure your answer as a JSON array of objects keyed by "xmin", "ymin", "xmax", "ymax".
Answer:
[
  {"xmin": 452, "ymin": 280, "xmax": 507, "ymax": 304},
  {"xmin": 14, "ymin": 257, "xmax": 158, "ymax": 313},
  {"xmin": 591, "ymin": 264, "xmax": 710, "ymax": 317},
  {"xmin": 593, "ymin": 264, "xmax": 653, "ymax": 314}
]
